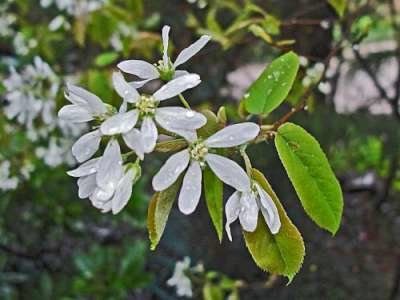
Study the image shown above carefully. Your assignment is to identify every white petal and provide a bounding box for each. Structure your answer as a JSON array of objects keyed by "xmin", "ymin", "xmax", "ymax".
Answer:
[
  {"xmin": 77, "ymin": 174, "xmax": 97, "ymax": 199},
  {"xmin": 225, "ymin": 191, "xmax": 241, "ymax": 241},
  {"xmin": 162, "ymin": 25, "xmax": 170, "ymax": 66},
  {"xmin": 205, "ymin": 123, "xmax": 260, "ymax": 148},
  {"xmin": 66, "ymin": 84, "xmax": 106, "ymax": 115},
  {"xmin": 170, "ymin": 129, "xmax": 198, "ymax": 142},
  {"xmin": 58, "ymin": 104, "xmax": 93, "ymax": 123},
  {"xmin": 205, "ymin": 154, "xmax": 250, "ymax": 192},
  {"xmin": 238, "ymin": 192, "xmax": 259, "ymax": 232},
  {"xmin": 174, "ymin": 35, "xmax": 211, "ymax": 67},
  {"xmin": 100, "ymin": 110, "xmax": 138, "ymax": 135},
  {"xmin": 130, "ymin": 78, "xmax": 155, "ymax": 89},
  {"xmin": 67, "ymin": 158, "xmax": 99, "ymax": 177},
  {"xmin": 141, "ymin": 117, "xmax": 158, "ymax": 153},
  {"xmin": 173, "ymin": 70, "xmax": 189, "ymax": 78},
  {"xmin": 101, "ymin": 200, "xmax": 113, "ymax": 213},
  {"xmin": 117, "ymin": 60, "xmax": 159, "ymax": 79},
  {"xmin": 255, "ymin": 184, "xmax": 281, "ymax": 234},
  {"xmin": 112, "ymin": 71, "xmax": 140, "ymax": 103},
  {"xmin": 155, "ymin": 107, "xmax": 206, "ymax": 131},
  {"xmin": 112, "ymin": 169, "xmax": 136, "ymax": 214},
  {"xmin": 153, "ymin": 74, "xmax": 201, "ymax": 101},
  {"xmin": 96, "ymin": 139, "xmax": 123, "ymax": 192},
  {"xmin": 90, "ymin": 186, "xmax": 114, "ymax": 203},
  {"xmin": 122, "ymin": 129, "xmax": 145, "ymax": 160},
  {"xmin": 152, "ymin": 149, "xmax": 190, "ymax": 191},
  {"xmin": 178, "ymin": 161, "xmax": 202, "ymax": 215},
  {"xmin": 72, "ymin": 130, "xmax": 102, "ymax": 163}
]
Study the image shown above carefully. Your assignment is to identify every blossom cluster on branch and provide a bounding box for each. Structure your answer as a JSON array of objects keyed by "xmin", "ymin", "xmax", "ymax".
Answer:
[{"xmin": 60, "ymin": 25, "xmax": 282, "ymax": 239}]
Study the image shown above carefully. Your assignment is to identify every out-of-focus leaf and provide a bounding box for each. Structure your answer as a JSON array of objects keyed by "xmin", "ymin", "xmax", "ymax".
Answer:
[
  {"xmin": 275, "ymin": 123, "xmax": 343, "ymax": 234},
  {"xmin": 262, "ymin": 15, "xmax": 281, "ymax": 35},
  {"xmin": 94, "ymin": 52, "xmax": 119, "ymax": 67},
  {"xmin": 147, "ymin": 178, "xmax": 181, "ymax": 250},
  {"xmin": 203, "ymin": 283, "xmax": 224, "ymax": 300},
  {"xmin": 204, "ymin": 167, "xmax": 223, "ymax": 242},
  {"xmin": 243, "ymin": 168, "xmax": 305, "ymax": 282},
  {"xmin": 249, "ymin": 24, "xmax": 273, "ymax": 44},
  {"xmin": 244, "ymin": 52, "xmax": 300, "ymax": 115},
  {"xmin": 73, "ymin": 18, "xmax": 86, "ymax": 46},
  {"xmin": 328, "ymin": 0, "xmax": 346, "ymax": 17}
]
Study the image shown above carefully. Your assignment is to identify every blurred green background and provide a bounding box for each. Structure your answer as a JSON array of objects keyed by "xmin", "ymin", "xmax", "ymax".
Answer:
[{"xmin": 0, "ymin": 0, "xmax": 399, "ymax": 299}]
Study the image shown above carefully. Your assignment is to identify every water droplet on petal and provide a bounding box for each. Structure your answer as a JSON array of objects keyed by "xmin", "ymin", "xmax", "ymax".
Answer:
[{"xmin": 186, "ymin": 110, "xmax": 195, "ymax": 118}]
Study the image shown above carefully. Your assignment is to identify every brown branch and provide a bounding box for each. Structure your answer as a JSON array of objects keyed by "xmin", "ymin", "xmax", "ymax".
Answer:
[
  {"xmin": 271, "ymin": 39, "xmax": 344, "ymax": 131},
  {"xmin": 389, "ymin": 254, "xmax": 400, "ymax": 300},
  {"xmin": 375, "ymin": 155, "xmax": 399, "ymax": 210}
]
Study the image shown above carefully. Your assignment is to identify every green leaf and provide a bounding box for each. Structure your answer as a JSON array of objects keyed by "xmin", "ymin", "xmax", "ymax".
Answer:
[
  {"xmin": 147, "ymin": 178, "xmax": 181, "ymax": 250},
  {"xmin": 197, "ymin": 110, "xmax": 220, "ymax": 138},
  {"xmin": 203, "ymin": 283, "xmax": 224, "ymax": 300},
  {"xmin": 328, "ymin": 0, "xmax": 346, "ymax": 17},
  {"xmin": 275, "ymin": 122, "xmax": 343, "ymax": 234},
  {"xmin": 155, "ymin": 139, "xmax": 187, "ymax": 153},
  {"xmin": 244, "ymin": 52, "xmax": 299, "ymax": 115},
  {"xmin": 203, "ymin": 167, "xmax": 223, "ymax": 242},
  {"xmin": 249, "ymin": 24, "xmax": 273, "ymax": 44},
  {"xmin": 243, "ymin": 169, "xmax": 305, "ymax": 282},
  {"xmin": 95, "ymin": 52, "xmax": 119, "ymax": 67}
]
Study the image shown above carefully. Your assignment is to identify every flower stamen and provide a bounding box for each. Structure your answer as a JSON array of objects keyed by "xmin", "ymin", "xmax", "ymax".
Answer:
[
  {"xmin": 189, "ymin": 141, "xmax": 208, "ymax": 165},
  {"xmin": 135, "ymin": 95, "xmax": 157, "ymax": 117}
]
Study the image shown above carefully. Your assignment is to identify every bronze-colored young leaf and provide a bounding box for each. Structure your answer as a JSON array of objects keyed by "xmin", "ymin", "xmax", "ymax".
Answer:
[
  {"xmin": 275, "ymin": 122, "xmax": 343, "ymax": 234},
  {"xmin": 243, "ymin": 169, "xmax": 305, "ymax": 282},
  {"xmin": 203, "ymin": 167, "xmax": 223, "ymax": 242},
  {"xmin": 155, "ymin": 139, "xmax": 187, "ymax": 153},
  {"xmin": 147, "ymin": 178, "xmax": 181, "ymax": 251}
]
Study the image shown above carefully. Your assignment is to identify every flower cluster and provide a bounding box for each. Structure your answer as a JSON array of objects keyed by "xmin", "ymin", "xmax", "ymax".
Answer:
[
  {"xmin": 40, "ymin": 0, "xmax": 106, "ymax": 17},
  {"xmin": 60, "ymin": 26, "xmax": 281, "ymax": 238},
  {"xmin": 1, "ymin": 56, "xmax": 86, "ymax": 191}
]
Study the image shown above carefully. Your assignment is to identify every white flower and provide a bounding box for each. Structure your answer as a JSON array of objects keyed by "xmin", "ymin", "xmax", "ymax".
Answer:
[
  {"xmin": 67, "ymin": 139, "xmax": 139, "ymax": 214},
  {"xmin": 225, "ymin": 181, "xmax": 281, "ymax": 241},
  {"xmin": 152, "ymin": 123, "xmax": 260, "ymax": 215},
  {"xmin": 58, "ymin": 83, "xmax": 108, "ymax": 123},
  {"xmin": 35, "ymin": 137, "xmax": 75, "ymax": 167},
  {"xmin": 118, "ymin": 25, "xmax": 211, "ymax": 88},
  {"xmin": 0, "ymin": 160, "xmax": 19, "ymax": 191},
  {"xmin": 99, "ymin": 72, "xmax": 205, "ymax": 156},
  {"xmin": 167, "ymin": 257, "xmax": 193, "ymax": 298},
  {"xmin": 41, "ymin": 0, "xmax": 105, "ymax": 17},
  {"xmin": 4, "ymin": 57, "xmax": 60, "ymax": 129}
]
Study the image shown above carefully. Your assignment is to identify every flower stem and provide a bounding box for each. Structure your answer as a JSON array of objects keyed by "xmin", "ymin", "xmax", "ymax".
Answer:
[
  {"xmin": 178, "ymin": 94, "xmax": 191, "ymax": 109},
  {"xmin": 240, "ymin": 146, "xmax": 253, "ymax": 177}
]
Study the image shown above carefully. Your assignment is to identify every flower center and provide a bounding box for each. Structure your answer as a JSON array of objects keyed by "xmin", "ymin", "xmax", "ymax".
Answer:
[
  {"xmin": 189, "ymin": 141, "xmax": 208, "ymax": 163},
  {"xmin": 135, "ymin": 95, "xmax": 157, "ymax": 117},
  {"xmin": 155, "ymin": 59, "xmax": 175, "ymax": 81}
]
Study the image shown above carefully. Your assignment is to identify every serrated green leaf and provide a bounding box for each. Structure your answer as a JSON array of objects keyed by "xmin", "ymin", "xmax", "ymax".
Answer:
[
  {"xmin": 204, "ymin": 167, "xmax": 223, "ymax": 242},
  {"xmin": 243, "ymin": 169, "xmax": 305, "ymax": 282},
  {"xmin": 95, "ymin": 52, "xmax": 119, "ymax": 67},
  {"xmin": 147, "ymin": 178, "xmax": 181, "ymax": 250},
  {"xmin": 328, "ymin": 0, "xmax": 346, "ymax": 17},
  {"xmin": 275, "ymin": 122, "xmax": 343, "ymax": 234},
  {"xmin": 244, "ymin": 52, "xmax": 299, "ymax": 115}
]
